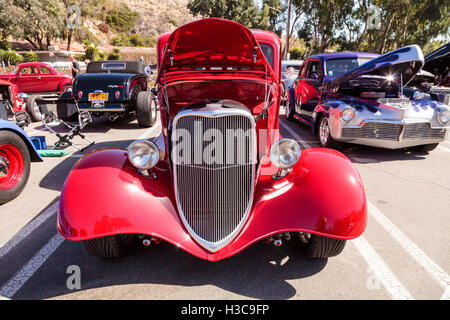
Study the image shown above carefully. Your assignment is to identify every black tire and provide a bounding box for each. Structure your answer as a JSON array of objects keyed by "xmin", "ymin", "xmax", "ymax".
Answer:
[
  {"xmin": 410, "ymin": 143, "xmax": 439, "ymax": 152},
  {"xmin": 84, "ymin": 234, "xmax": 135, "ymax": 259},
  {"xmin": 0, "ymin": 131, "xmax": 31, "ymax": 205},
  {"xmin": 285, "ymin": 88, "xmax": 295, "ymax": 121},
  {"xmin": 25, "ymin": 95, "xmax": 42, "ymax": 122},
  {"xmin": 317, "ymin": 116, "xmax": 339, "ymax": 148},
  {"xmin": 136, "ymin": 91, "xmax": 157, "ymax": 128},
  {"xmin": 299, "ymin": 233, "xmax": 346, "ymax": 258},
  {"xmin": 56, "ymin": 91, "xmax": 78, "ymax": 122}
]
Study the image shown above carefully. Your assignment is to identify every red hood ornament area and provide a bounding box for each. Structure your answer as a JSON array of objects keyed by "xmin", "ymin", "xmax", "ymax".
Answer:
[{"xmin": 57, "ymin": 18, "xmax": 367, "ymax": 262}]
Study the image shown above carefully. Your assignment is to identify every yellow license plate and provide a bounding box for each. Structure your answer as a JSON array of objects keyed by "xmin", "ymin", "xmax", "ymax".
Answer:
[{"xmin": 88, "ymin": 93, "xmax": 108, "ymax": 101}]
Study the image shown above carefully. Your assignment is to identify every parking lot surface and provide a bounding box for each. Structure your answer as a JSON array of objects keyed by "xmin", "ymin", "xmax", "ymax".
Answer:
[{"xmin": 0, "ymin": 108, "xmax": 449, "ymax": 300}]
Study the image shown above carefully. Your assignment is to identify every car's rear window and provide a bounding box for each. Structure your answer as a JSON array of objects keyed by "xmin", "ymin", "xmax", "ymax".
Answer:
[{"xmin": 101, "ymin": 62, "xmax": 126, "ymax": 70}]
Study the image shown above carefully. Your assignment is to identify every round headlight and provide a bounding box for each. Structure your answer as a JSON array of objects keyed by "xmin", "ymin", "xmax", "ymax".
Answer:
[
  {"xmin": 127, "ymin": 140, "xmax": 159, "ymax": 170},
  {"xmin": 437, "ymin": 108, "xmax": 450, "ymax": 125},
  {"xmin": 270, "ymin": 139, "xmax": 301, "ymax": 169},
  {"xmin": 341, "ymin": 107, "xmax": 355, "ymax": 122}
]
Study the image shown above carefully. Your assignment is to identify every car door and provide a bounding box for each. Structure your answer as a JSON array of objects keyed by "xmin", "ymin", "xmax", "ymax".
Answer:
[
  {"xmin": 15, "ymin": 66, "xmax": 40, "ymax": 93},
  {"xmin": 39, "ymin": 65, "xmax": 59, "ymax": 92},
  {"xmin": 293, "ymin": 59, "xmax": 322, "ymax": 123},
  {"xmin": 298, "ymin": 59, "xmax": 322, "ymax": 122}
]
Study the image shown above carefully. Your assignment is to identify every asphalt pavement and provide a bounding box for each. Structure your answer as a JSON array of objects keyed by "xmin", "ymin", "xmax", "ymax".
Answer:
[{"xmin": 0, "ymin": 108, "xmax": 448, "ymax": 300}]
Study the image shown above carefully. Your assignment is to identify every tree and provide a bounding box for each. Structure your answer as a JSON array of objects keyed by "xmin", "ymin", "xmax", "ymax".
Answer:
[
  {"xmin": 187, "ymin": 0, "xmax": 273, "ymax": 30},
  {"xmin": 0, "ymin": 0, "xmax": 66, "ymax": 50}
]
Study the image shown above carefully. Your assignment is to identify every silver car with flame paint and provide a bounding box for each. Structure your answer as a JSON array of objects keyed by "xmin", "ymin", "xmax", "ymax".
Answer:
[{"xmin": 286, "ymin": 45, "xmax": 449, "ymax": 151}]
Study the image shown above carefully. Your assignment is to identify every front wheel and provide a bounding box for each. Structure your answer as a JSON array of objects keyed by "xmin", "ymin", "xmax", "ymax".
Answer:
[
  {"xmin": 136, "ymin": 91, "xmax": 157, "ymax": 127},
  {"xmin": 84, "ymin": 234, "xmax": 136, "ymax": 259},
  {"xmin": 318, "ymin": 116, "xmax": 339, "ymax": 148},
  {"xmin": 25, "ymin": 95, "xmax": 42, "ymax": 122},
  {"xmin": 297, "ymin": 233, "xmax": 346, "ymax": 258},
  {"xmin": 0, "ymin": 131, "xmax": 31, "ymax": 205}
]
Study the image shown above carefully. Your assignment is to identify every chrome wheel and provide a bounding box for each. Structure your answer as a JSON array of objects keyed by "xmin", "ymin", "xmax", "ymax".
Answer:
[
  {"xmin": 151, "ymin": 98, "xmax": 157, "ymax": 122},
  {"xmin": 33, "ymin": 101, "xmax": 42, "ymax": 120},
  {"xmin": 319, "ymin": 117, "xmax": 330, "ymax": 146}
]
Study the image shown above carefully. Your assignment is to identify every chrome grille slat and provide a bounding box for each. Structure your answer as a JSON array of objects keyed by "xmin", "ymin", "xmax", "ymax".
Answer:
[
  {"xmin": 172, "ymin": 108, "xmax": 256, "ymax": 252},
  {"xmin": 342, "ymin": 122, "xmax": 446, "ymax": 141},
  {"xmin": 402, "ymin": 123, "xmax": 446, "ymax": 140}
]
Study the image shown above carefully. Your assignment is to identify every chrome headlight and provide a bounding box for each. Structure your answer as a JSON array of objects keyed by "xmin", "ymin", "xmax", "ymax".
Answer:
[
  {"xmin": 340, "ymin": 107, "xmax": 356, "ymax": 122},
  {"xmin": 437, "ymin": 107, "xmax": 450, "ymax": 125},
  {"xmin": 127, "ymin": 140, "xmax": 159, "ymax": 170},
  {"xmin": 270, "ymin": 139, "xmax": 301, "ymax": 169}
]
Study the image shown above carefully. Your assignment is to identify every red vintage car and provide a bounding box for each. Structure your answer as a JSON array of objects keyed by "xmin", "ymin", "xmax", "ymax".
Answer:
[
  {"xmin": 0, "ymin": 79, "xmax": 30, "ymax": 127},
  {"xmin": 57, "ymin": 18, "xmax": 367, "ymax": 262},
  {"xmin": 0, "ymin": 62, "xmax": 73, "ymax": 121}
]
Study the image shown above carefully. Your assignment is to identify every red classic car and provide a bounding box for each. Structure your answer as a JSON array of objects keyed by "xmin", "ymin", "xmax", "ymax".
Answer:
[
  {"xmin": 57, "ymin": 18, "xmax": 367, "ymax": 262},
  {"xmin": 0, "ymin": 62, "xmax": 73, "ymax": 121},
  {"xmin": 0, "ymin": 79, "xmax": 30, "ymax": 127}
]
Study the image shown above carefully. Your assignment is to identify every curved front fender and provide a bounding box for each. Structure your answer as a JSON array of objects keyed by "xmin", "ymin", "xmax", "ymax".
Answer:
[{"xmin": 58, "ymin": 148, "xmax": 366, "ymax": 261}]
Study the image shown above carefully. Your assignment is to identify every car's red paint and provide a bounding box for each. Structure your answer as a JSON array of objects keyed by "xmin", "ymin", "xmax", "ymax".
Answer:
[
  {"xmin": 58, "ymin": 147, "xmax": 366, "ymax": 261},
  {"xmin": 0, "ymin": 62, "xmax": 72, "ymax": 94},
  {"xmin": 58, "ymin": 18, "xmax": 367, "ymax": 261},
  {"xmin": 0, "ymin": 79, "xmax": 25, "ymax": 112}
]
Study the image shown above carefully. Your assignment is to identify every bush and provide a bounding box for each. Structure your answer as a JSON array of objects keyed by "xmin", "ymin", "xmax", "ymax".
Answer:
[
  {"xmin": 105, "ymin": 4, "xmax": 138, "ymax": 32},
  {"xmin": 110, "ymin": 33, "xmax": 155, "ymax": 47},
  {"xmin": 169, "ymin": 19, "xmax": 177, "ymax": 26},
  {"xmin": 107, "ymin": 48, "xmax": 121, "ymax": 60},
  {"xmin": 289, "ymin": 47, "xmax": 303, "ymax": 60},
  {"xmin": 74, "ymin": 27, "xmax": 99, "ymax": 45},
  {"xmin": 0, "ymin": 49, "xmax": 23, "ymax": 65},
  {"xmin": 0, "ymin": 40, "xmax": 10, "ymax": 50},
  {"xmin": 84, "ymin": 43, "xmax": 106, "ymax": 61},
  {"xmin": 21, "ymin": 52, "xmax": 38, "ymax": 62}
]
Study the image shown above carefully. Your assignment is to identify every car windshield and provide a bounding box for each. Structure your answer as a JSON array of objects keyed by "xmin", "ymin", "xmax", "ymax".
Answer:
[
  {"xmin": 260, "ymin": 43, "xmax": 274, "ymax": 69},
  {"xmin": 325, "ymin": 58, "xmax": 374, "ymax": 78}
]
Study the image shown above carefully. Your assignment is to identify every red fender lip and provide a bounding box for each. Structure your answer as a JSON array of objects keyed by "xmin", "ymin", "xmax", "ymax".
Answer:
[{"xmin": 58, "ymin": 148, "xmax": 367, "ymax": 262}]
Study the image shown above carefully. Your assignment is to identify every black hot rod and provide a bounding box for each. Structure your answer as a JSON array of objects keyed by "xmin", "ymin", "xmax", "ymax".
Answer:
[{"xmin": 56, "ymin": 60, "xmax": 158, "ymax": 127}]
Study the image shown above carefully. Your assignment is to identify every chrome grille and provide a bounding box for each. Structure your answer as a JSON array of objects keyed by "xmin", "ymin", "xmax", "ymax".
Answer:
[
  {"xmin": 342, "ymin": 122, "xmax": 447, "ymax": 141},
  {"xmin": 342, "ymin": 122, "xmax": 402, "ymax": 140},
  {"xmin": 403, "ymin": 123, "xmax": 446, "ymax": 140},
  {"xmin": 172, "ymin": 107, "xmax": 256, "ymax": 252}
]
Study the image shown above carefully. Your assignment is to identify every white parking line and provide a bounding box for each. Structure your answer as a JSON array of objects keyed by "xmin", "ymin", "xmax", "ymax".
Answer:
[
  {"xmin": 279, "ymin": 120, "xmax": 312, "ymax": 148},
  {"xmin": 367, "ymin": 201, "xmax": 450, "ymax": 300},
  {"xmin": 0, "ymin": 233, "xmax": 64, "ymax": 299},
  {"xmin": 0, "ymin": 201, "xmax": 59, "ymax": 258},
  {"xmin": 352, "ymin": 236, "xmax": 414, "ymax": 299},
  {"xmin": 438, "ymin": 145, "xmax": 450, "ymax": 153},
  {"xmin": 280, "ymin": 118, "xmax": 450, "ymax": 300},
  {"xmin": 137, "ymin": 122, "xmax": 161, "ymax": 140}
]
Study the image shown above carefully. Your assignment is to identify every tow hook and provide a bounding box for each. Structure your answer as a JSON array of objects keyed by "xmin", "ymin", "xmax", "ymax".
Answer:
[
  {"xmin": 141, "ymin": 236, "xmax": 161, "ymax": 247},
  {"xmin": 265, "ymin": 233, "xmax": 291, "ymax": 247}
]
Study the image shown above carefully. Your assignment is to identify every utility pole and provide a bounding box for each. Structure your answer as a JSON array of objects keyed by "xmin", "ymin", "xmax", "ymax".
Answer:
[{"xmin": 285, "ymin": 0, "xmax": 292, "ymax": 59}]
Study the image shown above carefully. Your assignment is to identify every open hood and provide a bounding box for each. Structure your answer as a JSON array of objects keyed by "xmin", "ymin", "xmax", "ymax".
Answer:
[
  {"xmin": 156, "ymin": 18, "xmax": 276, "ymax": 83},
  {"xmin": 329, "ymin": 45, "xmax": 424, "ymax": 90},
  {"xmin": 423, "ymin": 42, "xmax": 449, "ymax": 83}
]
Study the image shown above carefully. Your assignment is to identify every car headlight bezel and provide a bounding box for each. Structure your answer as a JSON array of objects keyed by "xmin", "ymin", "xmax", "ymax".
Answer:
[
  {"xmin": 127, "ymin": 139, "xmax": 159, "ymax": 170},
  {"xmin": 340, "ymin": 107, "xmax": 356, "ymax": 122},
  {"xmin": 270, "ymin": 138, "xmax": 301, "ymax": 170},
  {"xmin": 437, "ymin": 107, "xmax": 450, "ymax": 125}
]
